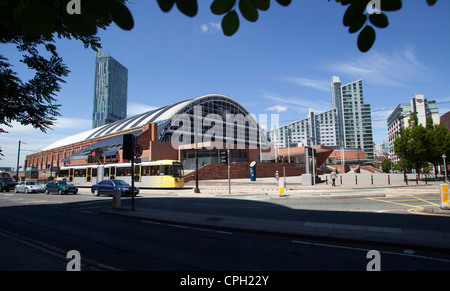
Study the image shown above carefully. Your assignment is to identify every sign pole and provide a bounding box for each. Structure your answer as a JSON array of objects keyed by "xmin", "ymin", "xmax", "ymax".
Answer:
[
  {"xmin": 131, "ymin": 156, "xmax": 135, "ymax": 211},
  {"xmin": 228, "ymin": 149, "xmax": 231, "ymax": 194}
]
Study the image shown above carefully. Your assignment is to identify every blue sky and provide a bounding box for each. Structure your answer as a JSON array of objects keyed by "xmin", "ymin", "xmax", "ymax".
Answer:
[{"xmin": 1, "ymin": 0, "xmax": 450, "ymax": 168}]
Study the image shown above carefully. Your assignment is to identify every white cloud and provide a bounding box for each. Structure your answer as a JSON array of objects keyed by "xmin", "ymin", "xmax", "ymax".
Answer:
[
  {"xmin": 127, "ymin": 102, "xmax": 158, "ymax": 117},
  {"xmin": 200, "ymin": 22, "xmax": 221, "ymax": 33},
  {"xmin": 263, "ymin": 92, "xmax": 331, "ymax": 113},
  {"xmin": 327, "ymin": 47, "xmax": 429, "ymax": 87},
  {"xmin": 266, "ymin": 105, "xmax": 288, "ymax": 113},
  {"xmin": 280, "ymin": 76, "xmax": 330, "ymax": 92}
]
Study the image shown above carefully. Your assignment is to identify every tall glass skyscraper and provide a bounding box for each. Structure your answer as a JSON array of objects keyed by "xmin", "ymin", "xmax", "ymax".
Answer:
[
  {"xmin": 331, "ymin": 76, "xmax": 374, "ymax": 160},
  {"xmin": 268, "ymin": 76, "xmax": 374, "ymax": 161},
  {"xmin": 92, "ymin": 50, "xmax": 128, "ymax": 128}
]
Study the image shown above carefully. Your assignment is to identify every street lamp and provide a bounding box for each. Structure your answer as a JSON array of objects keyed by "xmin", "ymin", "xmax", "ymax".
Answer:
[{"xmin": 443, "ymin": 154, "xmax": 447, "ymax": 183}]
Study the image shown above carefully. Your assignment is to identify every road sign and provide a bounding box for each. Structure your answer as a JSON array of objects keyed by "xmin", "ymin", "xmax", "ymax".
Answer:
[{"xmin": 134, "ymin": 144, "xmax": 143, "ymax": 158}]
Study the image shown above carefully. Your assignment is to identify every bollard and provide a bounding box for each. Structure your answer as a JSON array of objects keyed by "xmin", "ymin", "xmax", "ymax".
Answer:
[
  {"xmin": 440, "ymin": 184, "xmax": 449, "ymax": 210},
  {"xmin": 416, "ymin": 174, "xmax": 418, "ymax": 185},
  {"xmin": 425, "ymin": 175, "xmax": 428, "ymax": 184},
  {"xmin": 112, "ymin": 188, "xmax": 121, "ymax": 209},
  {"xmin": 355, "ymin": 175, "xmax": 358, "ymax": 185},
  {"xmin": 340, "ymin": 176, "xmax": 342, "ymax": 185},
  {"xmin": 388, "ymin": 175, "xmax": 390, "ymax": 185},
  {"xmin": 326, "ymin": 176, "xmax": 328, "ymax": 185},
  {"xmin": 371, "ymin": 175, "xmax": 373, "ymax": 185}
]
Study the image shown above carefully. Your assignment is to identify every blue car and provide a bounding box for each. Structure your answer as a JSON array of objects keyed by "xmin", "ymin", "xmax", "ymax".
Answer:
[{"xmin": 91, "ymin": 179, "xmax": 139, "ymax": 197}]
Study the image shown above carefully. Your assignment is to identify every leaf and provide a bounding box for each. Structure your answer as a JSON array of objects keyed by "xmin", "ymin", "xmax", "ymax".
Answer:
[
  {"xmin": 222, "ymin": 10, "xmax": 240, "ymax": 36},
  {"xmin": 62, "ymin": 13, "xmax": 98, "ymax": 36},
  {"xmin": 45, "ymin": 44, "xmax": 58, "ymax": 57},
  {"xmin": 369, "ymin": 12, "xmax": 388, "ymax": 28},
  {"xmin": 239, "ymin": 0, "xmax": 258, "ymax": 22},
  {"xmin": 176, "ymin": 0, "xmax": 198, "ymax": 17},
  {"xmin": 251, "ymin": 0, "xmax": 270, "ymax": 11},
  {"xmin": 343, "ymin": 0, "xmax": 367, "ymax": 27},
  {"xmin": 357, "ymin": 25, "xmax": 376, "ymax": 53},
  {"xmin": 157, "ymin": 0, "xmax": 176, "ymax": 12},
  {"xmin": 275, "ymin": 0, "xmax": 291, "ymax": 6},
  {"xmin": 348, "ymin": 14, "xmax": 366, "ymax": 33},
  {"xmin": 17, "ymin": 5, "xmax": 57, "ymax": 37},
  {"xmin": 110, "ymin": 1, "xmax": 134, "ymax": 30},
  {"xmin": 380, "ymin": 0, "xmax": 402, "ymax": 11},
  {"xmin": 211, "ymin": 0, "xmax": 236, "ymax": 15}
]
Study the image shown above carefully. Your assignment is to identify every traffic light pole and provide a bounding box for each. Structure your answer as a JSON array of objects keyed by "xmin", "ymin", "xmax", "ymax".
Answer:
[
  {"xmin": 131, "ymin": 156, "xmax": 135, "ymax": 211},
  {"xmin": 228, "ymin": 149, "xmax": 231, "ymax": 194}
]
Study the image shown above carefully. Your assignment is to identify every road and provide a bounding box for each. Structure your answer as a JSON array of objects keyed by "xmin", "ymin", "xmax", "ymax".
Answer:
[{"xmin": 0, "ymin": 189, "xmax": 449, "ymax": 272}]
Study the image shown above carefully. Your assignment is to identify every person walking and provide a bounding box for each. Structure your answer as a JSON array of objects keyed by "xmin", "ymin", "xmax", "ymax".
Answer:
[{"xmin": 330, "ymin": 170, "xmax": 338, "ymax": 187}]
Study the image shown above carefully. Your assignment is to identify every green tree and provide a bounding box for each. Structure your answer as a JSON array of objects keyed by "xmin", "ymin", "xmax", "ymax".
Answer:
[
  {"xmin": 393, "ymin": 114, "xmax": 428, "ymax": 177},
  {"xmin": 380, "ymin": 158, "xmax": 391, "ymax": 173},
  {"xmin": 0, "ymin": 0, "xmax": 134, "ymax": 134},
  {"xmin": 394, "ymin": 114, "xmax": 450, "ymax": 178},
  {"xmin": 425, "ymin": 116, "xmax": 450, "ymax": 177}
]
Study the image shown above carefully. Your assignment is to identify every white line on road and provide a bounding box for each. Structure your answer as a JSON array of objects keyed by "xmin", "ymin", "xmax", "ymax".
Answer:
[
  {"xmin": 195, "ymin": 203, "xmax": 264, "ymax": 209},
  {"xmin": 140, "ymin": 220, "xmax": 232, "ymax": 235},
  {"xmin": 292, "ymin": 240, "xmax": 450, "ymax": 263}
]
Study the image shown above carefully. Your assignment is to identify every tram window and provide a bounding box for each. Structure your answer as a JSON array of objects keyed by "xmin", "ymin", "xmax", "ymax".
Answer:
[
  {"xmin": 150, "ymin": 166, "xmax": 159, "ymax": 176},
  {"xmin": 160, "ymin": 165, "xmax": 172, "ymax": 176},
  {"xmin": 104, "ymin": 168, "xmax": 109, "ymax": 177},
  {"xmin": 142, "ymin": 166, "xmax": 149, "ymax": 176},
  {"xmin": 75, "ymin": 169, "xmax": 84, "ymax": 177},
  {"xmin": 59, "ymin": 170, "xmax": 69, "ymax": 178},
  {"xmin": 92, "ymin": 168, "xmax": 97, "ymax": 177},
  {"xmin": 116, "ymin": 167, "xmax": 125, "ymax": 176}
]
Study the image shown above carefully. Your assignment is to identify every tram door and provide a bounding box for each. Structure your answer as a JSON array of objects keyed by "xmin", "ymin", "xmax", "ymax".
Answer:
[
  {"xmin": 68, "ymin": 168, "xmax": 74, "ymax": 182},
  {"xmin": 109, "ymin": 166, "xmax": 117, "ymax": 179},
  {"xmin": 86, "ymin": 168, "xmax": 92, "ymax": 182}
]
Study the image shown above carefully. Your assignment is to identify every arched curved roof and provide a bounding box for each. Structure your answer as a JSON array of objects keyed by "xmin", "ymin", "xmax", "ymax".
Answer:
[{"xmin": 43, "ymin": 94, "xmax": 264, "ymax": 151}]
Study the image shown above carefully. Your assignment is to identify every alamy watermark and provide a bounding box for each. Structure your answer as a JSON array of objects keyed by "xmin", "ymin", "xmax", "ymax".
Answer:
[
  {"xmin": 366, "ymin": 0, "xmax": 382, "ymax": 15},
  {"xmin": 169, "ymin": 105, "xmax": 279, "ymax": 154},
  {"xmin": 66, "ymin": 0, "xmax": 81, "ymax": 15}
]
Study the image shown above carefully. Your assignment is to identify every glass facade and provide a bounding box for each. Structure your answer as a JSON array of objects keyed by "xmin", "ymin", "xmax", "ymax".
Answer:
[{"xmin": 92, "ymin": 50, "xmax": 128, "ymax": 128}]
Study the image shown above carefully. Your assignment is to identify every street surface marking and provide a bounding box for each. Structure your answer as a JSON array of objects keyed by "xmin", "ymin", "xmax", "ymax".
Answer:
[{"xmin": 292, "ymin": 240, "xmax": 450, "ymax": 263}]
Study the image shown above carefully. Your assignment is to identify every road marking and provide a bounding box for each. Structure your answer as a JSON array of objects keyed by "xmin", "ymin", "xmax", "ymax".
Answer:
[
  {"xmin": 140, "ymin": 220, "xmax": 232, "ymax": 235},
  {"xmin": 292, "ymin": 240, "xmax": 450, "ymax": 263},
  {"xmin": 366, "ymin": 195, "xmax": 440, "ymax": 209},
  {"xmin": 0, "ymin": 230, "xmax": 121, "ymax": 271},
  {"xmin": 195, "ymin": 203, "xmax": 264, "ymax": 209}
]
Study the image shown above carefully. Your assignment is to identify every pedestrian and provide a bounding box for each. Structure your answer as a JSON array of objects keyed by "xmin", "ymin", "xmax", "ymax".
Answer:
[
  {"xmin": 330, "ymin": 170, "xmax": 338, "ymax": 187},
  {"xmin": 275, "ymin": 171, "xmax": 279, "ymax": 186}
]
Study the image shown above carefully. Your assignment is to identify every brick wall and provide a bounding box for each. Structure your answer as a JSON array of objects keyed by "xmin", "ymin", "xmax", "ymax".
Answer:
[{"xmin": 184, "ymin": 162, "xmax": 306, "ymax": 182}]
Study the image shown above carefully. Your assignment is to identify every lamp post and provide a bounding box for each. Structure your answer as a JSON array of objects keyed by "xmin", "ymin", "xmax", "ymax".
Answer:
[{"xmin": 443, "ymin": 154, "xmax": 447, "ymax": 183}]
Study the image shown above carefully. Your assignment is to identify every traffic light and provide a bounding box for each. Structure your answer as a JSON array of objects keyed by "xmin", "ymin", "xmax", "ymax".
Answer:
[
  {"xmin": 220, "ymin": 150, "xmax": 229, "ymax": 165},
  {"xmin": 123, "ymin": 134, "xmax": 135, "ymax": 160}
]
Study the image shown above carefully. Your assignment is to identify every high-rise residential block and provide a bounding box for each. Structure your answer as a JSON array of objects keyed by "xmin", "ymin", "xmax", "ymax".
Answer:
[{"xmin": 92, "ymin": 50, "xmax": 128, "ymax": 128}]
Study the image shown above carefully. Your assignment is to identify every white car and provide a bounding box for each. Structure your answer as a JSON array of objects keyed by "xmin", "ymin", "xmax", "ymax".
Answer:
[{"xmin": 14, "ymin": 181, "xmax": 46, "ymax": 193}]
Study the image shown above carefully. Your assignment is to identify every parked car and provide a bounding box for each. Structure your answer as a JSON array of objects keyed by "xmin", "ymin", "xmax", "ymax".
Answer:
[
  {"xmin": 91, "ymin": 179, "xmax": 139, "ymax": 197},
  {"xmin": 45, "ymin": 180, "xmax": 78, "ymax": 195},
  {"xmin": 0, "ymin": 177, "xmax": 18, "ymax": 192},
  {"xmin": 14, "ymin": 181, "xmax": 45, "ymax": 193}
]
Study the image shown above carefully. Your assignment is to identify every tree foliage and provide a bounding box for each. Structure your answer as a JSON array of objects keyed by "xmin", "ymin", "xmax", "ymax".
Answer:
[
  {"xmin": 0, "ymin": 0, "xmax": 134, "ymax": 134},
  {"xmin": 0, "ymin": 0, "xmax": 440, "ymax": 135},
  {"xmin": 156, "ymin": 0, "xmax": 438, "ymax": 52},
  {"xmin": 393, "ymin": 114, "xmax": 450, "ymax": 176}
]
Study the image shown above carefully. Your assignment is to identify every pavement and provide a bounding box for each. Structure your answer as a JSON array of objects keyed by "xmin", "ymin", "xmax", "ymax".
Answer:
[{"xmin": 101, "ymin": 173, "xmax": 450, "ymax": 253}]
